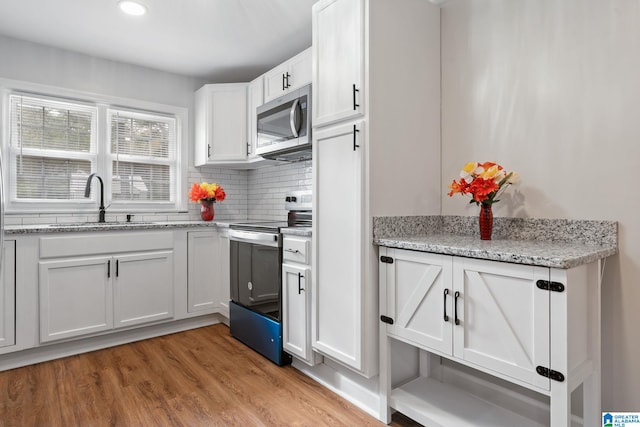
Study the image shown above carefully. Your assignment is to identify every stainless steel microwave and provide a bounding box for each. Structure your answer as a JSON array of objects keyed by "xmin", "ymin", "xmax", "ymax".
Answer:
[{"xmin": 256, "ymin": 84, "xmax": 311, "ymax": 161}]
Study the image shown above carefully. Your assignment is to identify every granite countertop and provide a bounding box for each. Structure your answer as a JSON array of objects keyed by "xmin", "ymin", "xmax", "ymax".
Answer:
[
  {"xmin": 373, "ymin": 216, "xmax": 618, "ymax": 269},
  {"xmin": 281, "ymin": 226, "xmax": 312, "ymax": 237},
  {"xmin": 4, "ymin": 220, "xmax": 233, "ymax": 235}
]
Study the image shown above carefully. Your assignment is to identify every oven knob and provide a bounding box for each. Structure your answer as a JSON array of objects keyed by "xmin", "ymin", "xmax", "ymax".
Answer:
[{"xmin": 248, "ymin": 282, "xmax": 253, "ymax": 291}]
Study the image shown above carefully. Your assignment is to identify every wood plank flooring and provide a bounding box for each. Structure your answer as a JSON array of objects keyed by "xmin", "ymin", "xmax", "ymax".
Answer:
[{"xmin": 0, "ymin": 324, "xmax": 420, "ymax": 426}]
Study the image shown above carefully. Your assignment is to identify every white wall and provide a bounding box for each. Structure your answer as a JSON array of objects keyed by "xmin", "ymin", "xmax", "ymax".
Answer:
[
  {"xmin": 441, "ymin": 0, "xmax": 640, "ymax": 410},
  {"xmin": 0, "ymin": 34, "xmax": 251, "ymax": 222}
]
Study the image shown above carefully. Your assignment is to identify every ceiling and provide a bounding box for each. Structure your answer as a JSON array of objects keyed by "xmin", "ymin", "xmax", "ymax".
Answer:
[{"xmin": 0, "ymin": 0, "xmax": 318, "ymax": 82}]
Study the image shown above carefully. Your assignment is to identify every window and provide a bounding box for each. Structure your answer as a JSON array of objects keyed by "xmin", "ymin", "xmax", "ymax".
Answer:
[
  {"xmin": 8, "ymin": 94, "xmax": 97, "ymax": 203},
  {"xmin": 5, "ymin": 89, "xmax": 185, "ymax": 213},
  {"xmin": 108, "ymin": 109, "xmax": 177, "ymax": 206}
]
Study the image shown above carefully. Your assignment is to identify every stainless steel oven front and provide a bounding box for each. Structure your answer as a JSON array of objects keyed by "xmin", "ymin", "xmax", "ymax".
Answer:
[{"xmin": 229, "ymin": 228, "xmax": 282, "ymax": 321}]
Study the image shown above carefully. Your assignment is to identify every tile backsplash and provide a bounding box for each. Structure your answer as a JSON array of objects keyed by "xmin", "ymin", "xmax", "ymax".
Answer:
[
  {"xmin": 6, "ymin": 160, "xmax": 312, "ymax": 225},
  {"xmin": 248, "ymin": 160, "xmax": 312, "ymax": 221}
]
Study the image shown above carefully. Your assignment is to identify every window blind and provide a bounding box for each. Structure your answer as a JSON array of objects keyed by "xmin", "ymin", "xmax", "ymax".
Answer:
[
  {"xmin": 109, "ymin": 110, "xmax": 176, "ymax": 203},
  {"xmin": 9, "ymin": 94, "xmax": 97, "ymax": 201}
]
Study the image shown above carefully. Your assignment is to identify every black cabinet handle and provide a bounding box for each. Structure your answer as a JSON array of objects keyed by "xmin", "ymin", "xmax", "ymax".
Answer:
[
  {"xmin": 352, "ymin": 84, "xmax": 360, "ymax": 110},
  {"xmin": 116, "ymin": 259, "xmax": 119, "ymax": 278},
  {"xmin": 207, "ymin": 144, "xmax": 211, "ymax": 158},
  {"xmin": 285, "ymin": 72, "xmax": 291, "ymax": 88},
  {"xmin": 443, "ymin": 289, "xmax": 449, "ymax": 322},
  {"xmin": 282, "ymin": 73, "xmax": 286, "ymax": 91},
  {"xmin": 247, "ymin": 142, "xmax": 251, "ymax": 155},
  {"xmin": 107, "ymin": 260, "xmax": 111, "ymax": 278},
  {"xmin": 454, "ymin": 291, "xmax": 460, "ymax": 325},
  {"xmin": 298, "ymin": 272, "xmax": 305, "ymax": 294},
  {"xmin": 353, "ymin": 125, "xmax": 360, "ymax": 151}
]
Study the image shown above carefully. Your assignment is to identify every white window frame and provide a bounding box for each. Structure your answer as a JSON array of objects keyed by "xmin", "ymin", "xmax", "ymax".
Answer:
[{"xmin": 0, "ymin": 79, "xmax": 188, "ymax": 214}]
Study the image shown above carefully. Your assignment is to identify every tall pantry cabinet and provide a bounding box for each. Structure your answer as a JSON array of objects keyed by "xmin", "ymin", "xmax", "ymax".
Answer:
[{"xmin": 311, "ymin": 0, "xmax": 441, "ymax": 377}]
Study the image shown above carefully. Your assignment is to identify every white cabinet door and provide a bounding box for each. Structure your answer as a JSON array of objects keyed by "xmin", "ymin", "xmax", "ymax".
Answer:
[
  {"xmin": 194, "ymin": 83, "xmax": 248, "ymax": 165},
  {"xmin": 282, "ymin": 263, "xmax": 311, "ymax": 361},
  {"xmin": 312, "ymin": 0, "xmax": 364, "ymax": 127},
  {"xmin": 217, "ymin": 230, "xmax": 231, "ymax": 318},
  {"xmin": 246, "ymin": 77, "xmax": 264, "ymax": 159},
  {"xmin": 39, "ymin": 256, "xmax": 113, "ymax": 342},
  {"xmin": 114, "ymin": 251, "xmax": 174, "ymax": 328},
  {"xmin": 313, "ymin": 120, "xmax": 364, "ymax": 370},
  {"xmin": 287, "ymin": 48, "xmax": 312, "ymax": 93},
  {"xmin": 264, "ymin": 48, "xmax": 312, "ymax": 103},
  {"xmin": 0, "ymin": 241, "xmax": 15, "ymax": 349},
  {"xmin": 263, "ymin": 63, "xmax": 289, "ymax": 103},
  {"xmin": 384, "ymin": 249, "xmax": 454, "ymax": 356},
  {"xmin": 453, "ymin": 257, "xmax": 550, "ymax": 390},
  {"xmin": 187, "ymin": 231, "xmax": 219, "ymax": 313}
]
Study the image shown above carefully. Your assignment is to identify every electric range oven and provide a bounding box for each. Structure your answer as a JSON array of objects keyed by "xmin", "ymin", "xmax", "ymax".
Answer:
[{"xmin": 228, "ymin": 191, "xmax": 311, "ymax": 365}]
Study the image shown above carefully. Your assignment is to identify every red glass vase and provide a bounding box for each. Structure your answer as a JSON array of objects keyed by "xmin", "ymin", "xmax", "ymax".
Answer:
[
  {"xmin": 200, "ymin": 199, "xmax": 215, "ymax": 221},
  {"xmin": 479, "ymin": 203, "xmax": 493, "ymax": 240}
]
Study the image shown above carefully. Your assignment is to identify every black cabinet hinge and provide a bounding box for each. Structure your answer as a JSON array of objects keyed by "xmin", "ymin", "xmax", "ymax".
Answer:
[
  {"xmin": 536, "ymin": 280, "xmax": 565, "ymax": 292},
  {"xmin": 380, "ymin": 256, "xmax": 394, "ymax": 264},
  {"xmin": 536, "ymin": 365, "xmax": 565, "ymax": 382},
  {"xmin": 380, "ymin": 315, "xmax": 394, "ymax": 325}
]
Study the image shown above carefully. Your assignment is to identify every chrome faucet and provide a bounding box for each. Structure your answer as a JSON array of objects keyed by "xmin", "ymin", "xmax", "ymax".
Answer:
[{"xmin": 84, "ymin": 173, "xmax": 106, "ymax": 223}]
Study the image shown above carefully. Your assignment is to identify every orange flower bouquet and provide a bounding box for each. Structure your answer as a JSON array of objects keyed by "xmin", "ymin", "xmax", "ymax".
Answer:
[
  {"xmin": 189, "ymin": 182, "xmax": 226, "ymax": 203},
  {"xmin": 447, "ymin": 161, "xmax": 516, "ymax": 206},
  {"xmin": 189, "ymin": 182, "xmax": 225, "ymax": 221},
  {"xmin": 448, "ymin": 161, "xmax": 517, "ymax": 240}
]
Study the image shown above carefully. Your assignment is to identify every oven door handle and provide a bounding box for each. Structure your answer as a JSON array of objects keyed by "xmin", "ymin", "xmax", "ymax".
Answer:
[{"xmin": 228, "ymin": 229, "xmax": 281, "ymax": 248}]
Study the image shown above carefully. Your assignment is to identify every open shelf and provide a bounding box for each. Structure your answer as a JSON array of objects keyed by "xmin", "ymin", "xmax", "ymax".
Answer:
[{"xmin": 390, "ymin": 376, "xmax": 546, "ymax": 427}]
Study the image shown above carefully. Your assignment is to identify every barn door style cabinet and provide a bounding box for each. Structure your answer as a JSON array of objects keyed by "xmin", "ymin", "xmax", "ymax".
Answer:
[{"xmin": 378, "ymin": 247, "xmax": 605, "ymax": 427}]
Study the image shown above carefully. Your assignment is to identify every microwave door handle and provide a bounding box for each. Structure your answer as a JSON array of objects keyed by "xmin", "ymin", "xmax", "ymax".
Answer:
[{"xmin": 289, "ymin": 99, "xmax": 300, "ymax": 138}]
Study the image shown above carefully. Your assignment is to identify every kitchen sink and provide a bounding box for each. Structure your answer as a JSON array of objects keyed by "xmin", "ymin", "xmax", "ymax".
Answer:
[{"xmin": 48, "ymin": 222, "xmax": 157, "ymax": 227}]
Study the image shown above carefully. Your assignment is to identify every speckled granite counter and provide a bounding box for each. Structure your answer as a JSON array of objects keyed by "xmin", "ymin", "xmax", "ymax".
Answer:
[
  {"xmin": 281, "ymin": 227, "xmax": 312, "ymax": 237},
  {"xmin": 4, "ymin": 220, "xmax": 233, "ymax": 235},
  {"xmin": 373, "ymin": 216, "xmax": 617, "ymax": 269}
]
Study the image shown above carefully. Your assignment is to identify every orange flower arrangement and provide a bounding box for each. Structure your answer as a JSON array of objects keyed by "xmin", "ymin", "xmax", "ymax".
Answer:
[
  {"xmin": 448, "ymin": 161, "xmax": 517, "ymax": 205},
  {"xmin": 189, "ymin": 182, "xmax": 226, "ymax": 203}
]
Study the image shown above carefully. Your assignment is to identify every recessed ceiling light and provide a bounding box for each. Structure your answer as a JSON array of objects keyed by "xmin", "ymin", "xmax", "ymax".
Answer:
[{"xmin": 118, "ymin": 1, "xmax": 147, "ymax": 16}]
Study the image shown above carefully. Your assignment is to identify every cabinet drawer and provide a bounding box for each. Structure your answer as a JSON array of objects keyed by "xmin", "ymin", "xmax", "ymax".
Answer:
[
  {"xmin": 40, "ymin": 231, "xmax": 174, "ymax": 259},
  {"xmin": 283, "ymin": 237, "xmax": 310, "ymax": 264}
]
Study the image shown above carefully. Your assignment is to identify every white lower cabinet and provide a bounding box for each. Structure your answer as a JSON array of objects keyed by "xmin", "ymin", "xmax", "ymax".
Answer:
[
  {"xmin": 282, "ymin": 235, "xmax": 319, "ymax": 366},
  {"xmin": 217, "ymin": 230, "xmax": 231, "ymax": 318},
  {"xmin": 379, "ymin": 247, "xmax": 603, "ymax": 427},
  {"xmin": 0, "ymin": 241, "xmax": 16, "ymax": 349},
  {"xmin": 38, "ymin": 232, "xmax": 175, "ymax": 343},
  {"xmin": 187, "ymin": 231, "xmax": 220, "ymax": 313},
  {"xmin": 39, "ymin": 256, "xmax": 114, "ymax": 342},
  {"xmin": 187, "ymin": 229, "xmax": 230, "ymax": 318},
  {"xmin": 114, "ymin": 251, "xmax": 173, "ymax": 328}
]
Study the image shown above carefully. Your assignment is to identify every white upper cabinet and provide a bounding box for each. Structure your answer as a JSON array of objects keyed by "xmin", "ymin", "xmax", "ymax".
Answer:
[
  {"xmin": 194, "ymin": 83, "xmax": 248, "ymax": 166},
  {"xmin": 264, "ymin": 47, "xmax": 312, "ymax": 103},
  {"xmin": 312, "ymin": 0, "xmax": 364, "ymax": 127},
  {"xmin": 246, "ymin": 76, "xmax": 264, "ymax": 160}
]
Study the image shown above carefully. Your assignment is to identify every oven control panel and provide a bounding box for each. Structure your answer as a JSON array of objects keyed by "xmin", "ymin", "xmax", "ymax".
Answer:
[{"xmin": 284, "ymin": 190, "xmax": 312, "ymax": 211}]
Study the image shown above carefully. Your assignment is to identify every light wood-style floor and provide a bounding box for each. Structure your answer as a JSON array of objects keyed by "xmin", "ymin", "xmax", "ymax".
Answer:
[{"xmin": 0, "ymin": 324, "xmax": 420, "ymax": 426}]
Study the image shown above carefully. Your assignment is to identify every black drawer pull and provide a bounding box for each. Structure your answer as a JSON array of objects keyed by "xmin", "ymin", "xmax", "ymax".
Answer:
[{"xmin": 443, "ymin": 289, "xmax": 449, "ymax": 322}]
